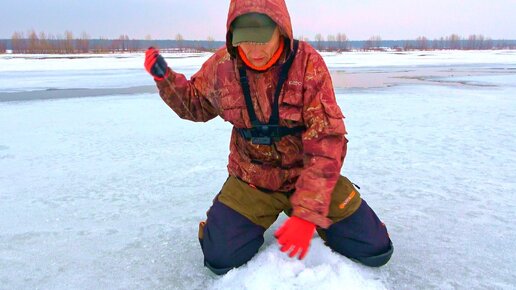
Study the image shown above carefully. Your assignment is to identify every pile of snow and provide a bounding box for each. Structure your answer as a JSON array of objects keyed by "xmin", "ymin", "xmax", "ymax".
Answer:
[{"xmin": 213, "ymin": 239, "xmax": 385, "ymax": 290}]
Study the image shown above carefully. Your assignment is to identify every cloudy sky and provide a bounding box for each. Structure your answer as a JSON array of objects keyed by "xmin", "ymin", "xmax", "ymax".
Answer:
[{"xmin": 1, "ymin": 0, "xmax": 515, "ymax": 40}]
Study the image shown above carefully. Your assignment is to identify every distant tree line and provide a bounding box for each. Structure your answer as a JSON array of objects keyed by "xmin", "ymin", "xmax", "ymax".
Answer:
[
  {"xmin": 400, "ymin": 34, "xmax": 498, "ymax": 51},
  {"xmin": 2, "ymin": 30, "xmax": 219, "ymax": 54},
  {"xmin": 1, "ymin": 30, "xmax": 515, "ymax": 54},
  {"xmin": 310, "ymin": 33, "xmax": 515, "ymax": 51}
]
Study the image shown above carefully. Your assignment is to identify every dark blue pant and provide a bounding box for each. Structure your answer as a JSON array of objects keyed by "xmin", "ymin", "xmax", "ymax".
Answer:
[{"xmin": 200, "ymin": 199, "xmax": 393, "ymax": 275}]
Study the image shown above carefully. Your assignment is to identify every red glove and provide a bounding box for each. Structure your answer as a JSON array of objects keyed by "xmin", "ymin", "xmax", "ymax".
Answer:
[
  {"xmin": 144, "ymin": 47, "xmax": 169, "ymax": 80},
  {"xmin": 274, "ymin": 216, "xmax": 316, "ymax": 260}
]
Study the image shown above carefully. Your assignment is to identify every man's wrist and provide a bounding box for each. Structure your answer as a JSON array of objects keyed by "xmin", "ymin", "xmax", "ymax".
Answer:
[{"xmin": 153, "ymin": 68, "xmax": 170, "ymax": 81}]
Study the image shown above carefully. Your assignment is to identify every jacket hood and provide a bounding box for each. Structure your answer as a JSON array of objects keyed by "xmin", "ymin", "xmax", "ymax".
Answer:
[{"xmin": 226, "ymin": 0, "xmax": 294, "ymax": 58}]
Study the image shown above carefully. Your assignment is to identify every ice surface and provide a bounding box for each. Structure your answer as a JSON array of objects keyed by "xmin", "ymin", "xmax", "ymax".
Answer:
[
  {"xmin": 2, "ymin": 50, "xmax": 515, "ymax": 93},
  {"xmin": 0, "ymin": 53, "xmax": 211, "ymax": 92},
  {"xmin": 1, "ymin": 51, "xmax": 516, "ymax": 289},
  {"xmin": 320, "ymin": 49, "xmax": 516, "ymax": 69},
  {"xmin": 340, "ymin": 81, "xmax": 516, "ymax": 289},
  {"xmin": 429, "ymin": 74, "xmax": 516, "ymax": 88}
]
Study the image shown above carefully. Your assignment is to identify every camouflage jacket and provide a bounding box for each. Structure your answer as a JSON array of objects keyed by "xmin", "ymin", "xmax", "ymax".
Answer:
[{"xmin": 155, "ymin": 0, "xmax": 347, "ymax": 228}]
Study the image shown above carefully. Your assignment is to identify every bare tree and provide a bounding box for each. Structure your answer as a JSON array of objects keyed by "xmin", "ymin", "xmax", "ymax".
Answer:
[
  {"xmin": 314, "ymin": 33, "xmax": 323, "ymax": 51},
  {"xmin": 27, "ymin": 29, "xmax": 39, "ymax": 53},
  {"xmin": 175, "ymin": 33, "xmax": 184, "ymax": 51},
  {"xmin": 110, "ymin": 35, "xmax": 124, "ymax": 52},
  {"xmin": 447, "ymin": 34, "xmax": 461, "ymax": 50},
  {"xmin": 116, "ymin": 34, "xmax": 130, "ymax": 51},
  {"xmin": 466, "ymin": 34, "xmax": 488, "ymax": 50},
  {"xmin": 416, "ymin": 36, "xmax": 429, "ymax": 50},
  {"xmin": 93, "ymin": 37, "xmax": 109, "ymax": 53},
  {"xmin": 476, "ymin": 35, "xmax": 485, "ymax": 50},
  {"xmin": 0, "ymin": 41, "xmax": 6, "ymax": 53},
  {"xmin": 403, "ymin": 40, "xmax": 413, "ymax": 51},
  {"xmin": 336, "ymin": 33, "xmax": 349, "ymax": 51},
  {"xmin": 64, "ymin": 30, "xmax": 74, "ymax": 53},
  {"xmin": 466, "ymin": 34, "xmax": 476, "ymax": 50},
  {"xmin": 12, "ymin": 31, "xmax": 26, "ymax": 53},
  {"xmin": 38, "ymin": 31, "xmax": 51, "ymax": 53},
  {"xmin": 436, "ymin": 37, "xmax": 446, "ymax": 50},
  {"xmin": 77, "ymin": 32, "xmax": 90, "ymax": 53},
  {"xmin": 297, "ymin": 35, "xmax": 310, "ymax": 42},
  {"xmin": 327, "ymin": 34, "xmax": 336, "ymax": 51},
  {"xmin": 363, "ymin": 35, "xmax": 382, "ymax": 50},
  {"xmin": 206, "ymin": 36, "xmax": 216, "ymax": 51}
]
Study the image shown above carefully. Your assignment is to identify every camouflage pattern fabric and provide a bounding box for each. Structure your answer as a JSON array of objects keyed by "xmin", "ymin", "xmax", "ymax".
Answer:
[{"xmin": 155, "ymin": 0, "xmax": 347, "ymax": 228}]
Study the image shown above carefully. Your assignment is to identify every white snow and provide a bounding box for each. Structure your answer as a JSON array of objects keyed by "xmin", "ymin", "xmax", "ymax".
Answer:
[
  {"xmin": 321, "ymin": 49, "xmax": 516, "ymax": 69},
  {"xmin": 0, "ymin": 53, "xmax": 211, "ymax": 92},
  {"xmin": 2, "ymin": 50, "xmax": 515, "ymax": 93},
  {"xmin": 1, "ymin": 51, "xmax": 515, "ymax": 289},
  {"xmin": 212, "ymin": 239, "xmax": 386, "ymax": 290}
]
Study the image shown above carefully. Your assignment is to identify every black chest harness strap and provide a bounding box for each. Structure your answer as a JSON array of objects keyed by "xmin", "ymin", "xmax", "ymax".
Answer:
[{"xmin": 236, "ymin": 39, "xmax": 305, "ymax": 145}]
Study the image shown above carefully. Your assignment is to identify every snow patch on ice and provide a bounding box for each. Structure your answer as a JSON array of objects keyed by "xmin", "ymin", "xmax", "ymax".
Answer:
[{"xmin": 211, "ymin": 238, "xmax": 385, "ymax": 290}]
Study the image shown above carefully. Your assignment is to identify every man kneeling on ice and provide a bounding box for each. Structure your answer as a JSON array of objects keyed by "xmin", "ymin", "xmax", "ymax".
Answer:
[{"xmin": 144, "ymin": 0, "xmax": 393, "ymax": 275}]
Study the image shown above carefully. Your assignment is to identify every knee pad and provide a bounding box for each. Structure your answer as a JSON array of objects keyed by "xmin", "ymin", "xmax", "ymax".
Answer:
[
  {"xmin": 203, "ymin": 260, "xmax": 234, "ymax": 276},
  {"xmin": 354, "ymin": 242, "xmax": 394, "ymax": 267}
]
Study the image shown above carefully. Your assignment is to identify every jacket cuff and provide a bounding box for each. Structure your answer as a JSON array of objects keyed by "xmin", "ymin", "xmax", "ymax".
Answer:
[
  {"xmin": 292, "ymin": 206, "xmax": 332, "ymax": 229},
  {"xmin": 154, "ymin": 67, "xmax": 172, "ymax": 82}
]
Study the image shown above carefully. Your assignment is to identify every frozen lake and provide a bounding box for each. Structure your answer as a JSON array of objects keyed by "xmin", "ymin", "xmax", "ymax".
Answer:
[{"xmin": 0, "ymin": 51, "xmax": 515, "ymax": 289}]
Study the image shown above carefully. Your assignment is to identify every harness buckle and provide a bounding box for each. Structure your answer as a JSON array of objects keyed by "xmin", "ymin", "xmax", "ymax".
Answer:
[
  {"xmin": 251, "ymin": 125, "xmax": 275, "ymax": 145},
  {"xmin": 251, "ymin": 136, "xmax": 272, "ymax": 145}
]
